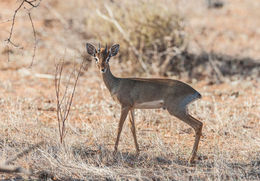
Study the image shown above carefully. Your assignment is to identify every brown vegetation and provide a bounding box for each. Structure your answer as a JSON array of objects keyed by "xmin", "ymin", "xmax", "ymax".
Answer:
[{"xmin": 0, "ymin": 0, "xmax": 259, "ymax": 180}]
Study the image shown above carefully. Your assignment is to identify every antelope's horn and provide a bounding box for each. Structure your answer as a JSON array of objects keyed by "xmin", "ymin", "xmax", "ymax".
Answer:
[
  {"xmin": 105, "ymin": 44, "xmax": 108, "ymax": 53},
  {"xmin": 98, "ymin": 43, "xmax": 101, "ymax": 52}
]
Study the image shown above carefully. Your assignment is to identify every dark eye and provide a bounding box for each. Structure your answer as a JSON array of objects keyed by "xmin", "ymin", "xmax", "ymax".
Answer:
[{"xmin": 94, "ymin": 57, "xmax": 98, "ymax": 62}]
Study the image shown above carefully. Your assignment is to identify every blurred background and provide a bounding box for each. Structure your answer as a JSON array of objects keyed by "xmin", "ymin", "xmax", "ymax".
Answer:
[
  {"xmin": 0, "ymin": 0, "xmax": 259, "ymax": 180},
  {"xmin": 0, "ymin": 0, "xmax": 259, "ymax": 81}
]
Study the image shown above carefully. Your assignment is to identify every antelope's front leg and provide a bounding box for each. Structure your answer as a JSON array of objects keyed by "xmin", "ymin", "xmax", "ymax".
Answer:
[
  {"xmin": 114, "ymin": 106, "xmax": 130, "ymax": 154},
  {"xmin": 129, "ymin": 109, "xmax": 139, "ymax": 155}
]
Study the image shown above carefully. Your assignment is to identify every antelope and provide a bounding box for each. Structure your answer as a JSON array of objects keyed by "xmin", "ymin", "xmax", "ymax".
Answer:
[{"xmin": 86, "ymin": 43, "xmax": 203, "ymax": 163}]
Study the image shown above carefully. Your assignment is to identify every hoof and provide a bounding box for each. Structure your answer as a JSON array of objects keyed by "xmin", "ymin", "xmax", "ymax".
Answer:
[
  {"xmin": 188, "ymin": 157, "xmax": 196, "ymax": 164},
  {"xmin": 113, "ymin": 150, "xmax": 117, "ymax": 156}
]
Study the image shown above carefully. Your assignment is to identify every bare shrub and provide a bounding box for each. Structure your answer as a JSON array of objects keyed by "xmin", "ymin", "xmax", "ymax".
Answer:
[
  {"xmin": 94, "ymin": 1, "xmax": 186, "ymax": 75},
  {"xmin": 54, "ymin": 60, "xmax": 83, "ymax": 144}
]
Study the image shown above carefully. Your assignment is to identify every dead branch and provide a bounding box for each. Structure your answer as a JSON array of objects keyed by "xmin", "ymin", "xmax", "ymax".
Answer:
[
  {"xmin": 54, "ymin": 61, "xmax": 83, "ymax": 144},
  {"xmin": 24, "ymin": 0, "xmax": 41, "ymax": 8},
  {"xmin": 28, "ymin": 11, "xmax": 37, "ymax": 66},
  {"xmin": 6, "ymin": 0, "xmax": 25, "ymax": 48},
  {"xmin": 6, "ymin": 0, "xmax": 42, "ymax": 65}
]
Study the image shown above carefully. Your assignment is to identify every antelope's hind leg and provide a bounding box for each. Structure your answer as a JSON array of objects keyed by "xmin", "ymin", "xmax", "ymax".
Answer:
[{"xmin": 166, "ymin": 101, "xmax": 203, "ymax": 163}]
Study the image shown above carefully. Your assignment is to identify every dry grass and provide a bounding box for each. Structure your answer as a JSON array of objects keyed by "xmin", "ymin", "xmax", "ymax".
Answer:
[
  {"xmin": 0, "ymin": 68, "xmax": 259, "ymax": 180},
  {"xmin": 0, "ymin": 0, "xmax": 259, "ymax": 180}
]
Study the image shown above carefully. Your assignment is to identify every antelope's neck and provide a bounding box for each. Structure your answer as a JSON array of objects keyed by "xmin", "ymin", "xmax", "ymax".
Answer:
[{"xmin": 102, "ymin": 65, "xmax": 119, "ymax": 94}]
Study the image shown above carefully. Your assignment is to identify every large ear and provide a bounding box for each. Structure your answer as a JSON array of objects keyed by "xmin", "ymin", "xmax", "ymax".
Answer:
[
  {"xmin": 110, "ymin": 44, "xmax": 120, "ymax": 57},
  {"xmin": 86, "ymin": 43, "xmax": 97, "ymax": 56}
]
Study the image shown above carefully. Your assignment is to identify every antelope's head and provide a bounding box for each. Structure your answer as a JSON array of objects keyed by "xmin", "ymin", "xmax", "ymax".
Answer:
[{"xmin": 86, "ymin": 43, "xmax": 120, "ymax": 73}]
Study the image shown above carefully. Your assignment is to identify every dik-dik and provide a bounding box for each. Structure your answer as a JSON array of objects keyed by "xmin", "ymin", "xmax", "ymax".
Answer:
[{"xmin": 86, "ymin": 43, "xmax": 203, "ymax": 163}]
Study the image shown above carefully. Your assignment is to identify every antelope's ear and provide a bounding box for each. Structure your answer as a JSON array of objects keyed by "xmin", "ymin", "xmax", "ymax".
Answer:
[
  {"xmin": 86, "ymin": 43, "xmax": 97, "ymax": 56},
  {"xmin": 110, "ymin": 44, "xmax": 120, "ymax": 57}
]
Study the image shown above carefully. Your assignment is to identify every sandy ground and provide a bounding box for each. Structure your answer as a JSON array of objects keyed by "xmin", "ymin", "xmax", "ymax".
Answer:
[{"xmin": 0, "ymin": 0, "xmax": 259, "ymax": 180}]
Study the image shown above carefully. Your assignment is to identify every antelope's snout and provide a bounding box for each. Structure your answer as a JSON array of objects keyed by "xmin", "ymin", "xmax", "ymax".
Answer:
[
  {"xmin": 96, "ymin": 60, "xmax": 108, "ymax": 73},
  {"xmin": 101, "ymin": 68, "xmax": 106, "ymax": 73}
]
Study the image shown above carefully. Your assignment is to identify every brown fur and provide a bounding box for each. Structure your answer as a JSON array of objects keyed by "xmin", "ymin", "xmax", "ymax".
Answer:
[{"xmin": 87, "ymin": 43, "xmax": 203, "ymax": 163}]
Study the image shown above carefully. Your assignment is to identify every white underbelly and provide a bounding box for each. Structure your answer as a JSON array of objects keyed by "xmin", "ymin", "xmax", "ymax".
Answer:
[{"xmin": 134, "ymin": 100, "xmax": 164, "ymax": 109}]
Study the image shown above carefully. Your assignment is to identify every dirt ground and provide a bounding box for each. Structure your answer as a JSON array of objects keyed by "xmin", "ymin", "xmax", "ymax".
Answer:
[{"xmin": 0, "ymin": 0, "xmax": 259, "ymax": 180}]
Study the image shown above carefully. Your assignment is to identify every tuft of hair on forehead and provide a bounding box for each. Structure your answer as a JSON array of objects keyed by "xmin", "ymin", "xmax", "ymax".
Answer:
[{"xmin": 99, "ymin": 48, "xmax": 110, "ymax": 57}]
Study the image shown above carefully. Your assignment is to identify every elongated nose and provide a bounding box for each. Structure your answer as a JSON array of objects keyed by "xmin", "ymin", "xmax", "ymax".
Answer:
[{"xmin": 101, "ymin": 68, "xmax": 105, "ymax": 73}]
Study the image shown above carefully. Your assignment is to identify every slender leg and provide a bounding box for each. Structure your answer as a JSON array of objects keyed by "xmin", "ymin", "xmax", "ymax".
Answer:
[
  {"xmin": 167, "ymin": 107, "xmax": 203, "ymax": 163},
  {"xmin": 129, "ymin": 109, "xmax": 140, "ymax": 154},
  {"xmin": 114, "ymin": 106, "xmax": 130, "ymax": 154},
  {"xmin": 178, "ymin": 113, "xmax": 202, "ymax": 164},
  {"xmin": 187, "ymin": 115, "xmax": 202, "ymax": 164}
]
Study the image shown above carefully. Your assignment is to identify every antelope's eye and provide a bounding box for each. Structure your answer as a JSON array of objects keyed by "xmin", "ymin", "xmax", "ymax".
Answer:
[{"xmin": 94, "ymin": 57, "xmax": 99, "ymax": 62}]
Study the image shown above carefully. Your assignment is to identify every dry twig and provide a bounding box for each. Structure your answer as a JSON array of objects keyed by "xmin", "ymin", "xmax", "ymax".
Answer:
[
  {"xmin": 6, "ymin": 0, "xmax": 42, "ymax": 65},
  {"xmin": 27, "ymin": 11, "xmax": 37, "ymax": 66},
  {"xmin": 54, "ymin": 60, "xmax": 84, "ymax": 144}
]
